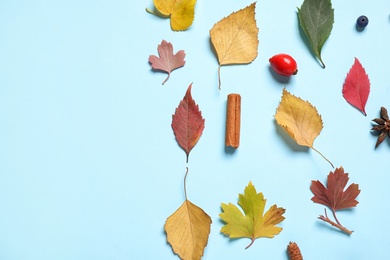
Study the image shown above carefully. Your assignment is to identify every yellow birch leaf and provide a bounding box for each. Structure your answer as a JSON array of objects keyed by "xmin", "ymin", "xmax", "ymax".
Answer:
[
  {"xmin": 274, "ymin": 88, "xmax": 334, "ymax": 167},
  {"xmin": 165, "ymin": 199, "xmax": 211, "ymax": 260},
  {"xmin": 220, "ymin": 181, "xmax": 285, "ymax": 249},
  {"xmin": 210, "ymin": 2, "xmax": 259, "ymax": 89},
  {"xmin": 149, "ymin": 0, "xmax": 196, "ymax": 31}
]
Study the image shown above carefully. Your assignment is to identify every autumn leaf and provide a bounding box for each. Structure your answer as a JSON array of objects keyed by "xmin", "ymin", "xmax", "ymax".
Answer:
[
  {"xmin": 146, "ymin": 0, "xmax": 196, "ymax": 31},
  {"xmin": 149, "ymin": 40, "xmax": 186, "ymax": 85},
  {"xmin": 220, "ymin": 181, "xmax": 285, "ymax": 249},
  {"xmin": 172, "ymin": 84, "xmax": 205, "ymax": 163},
  {"xmin": 165, "ymin": 168, "xmax": 211, "ymax": 260},
  {"xmin": 274, "ymin": 88, "xmax": 333, "ymax": 167},
  {"xmin": 210, "ymin": 2, "xmax": 259, "ymax": 89},
  {"xmin": 342, "ymin": 57, "xmax": 370, "ymax": 116},
  {"xmin": 310, "ymin": 166, "xmax": 360, "ymax": 235},
  {"xmin": 165, "ymin": 200, "xmax": 211, "ymax": 260},
  {"xmin": 298, "ymin": 0, "xmax": 334, "ymax": 68}
]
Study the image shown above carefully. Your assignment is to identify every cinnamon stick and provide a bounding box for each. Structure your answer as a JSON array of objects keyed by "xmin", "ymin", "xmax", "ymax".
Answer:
[{"xmin": 225, "ymin": 93, "xmax": 241, "ymax": 148}]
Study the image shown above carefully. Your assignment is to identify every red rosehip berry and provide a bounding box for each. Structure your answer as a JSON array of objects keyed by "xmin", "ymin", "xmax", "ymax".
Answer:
[{"xmin": 269, "ymin": 54, "xmax": 298, "ymax": 76}]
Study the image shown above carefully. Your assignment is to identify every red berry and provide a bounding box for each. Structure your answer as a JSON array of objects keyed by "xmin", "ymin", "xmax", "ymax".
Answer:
[{"xmin": 269, "ymin": 54, "xmax": 298, "ymax": 76}]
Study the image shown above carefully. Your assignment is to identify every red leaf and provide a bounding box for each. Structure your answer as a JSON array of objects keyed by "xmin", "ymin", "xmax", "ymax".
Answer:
[
  {"xmin": 310, "ymin": 167, "xmax": 360, "ymax": 212},
  {"xmin": 172, "ymin": 84, "xmax": 205, "ymax": 162},
  {"xmin": 149, "ymin": 40, "xmax": 186, "ymax": 85},
  {"xmin": 342, "ymin": 57, "xmax": 370, "ymax": 116}
]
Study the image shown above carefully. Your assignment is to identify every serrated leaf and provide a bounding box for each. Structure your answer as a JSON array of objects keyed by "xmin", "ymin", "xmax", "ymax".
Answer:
[
  {"xmin": 220, "ymin": 181, "xmax": 285, "ymax": 249},
  {"xmin": 149, "ymin": 40, "xmax": 186, "ymax": 85},
  {"xmin": 298, "ymin": 0, "xmax": 334, "ymax": 68},
  {"xmin": 172, "ymin": 84, "xmax": 205, "ymax": 163},
  {"xmin": 274, "ymin": 88, "xmax": 333, "ymax": 167},
  {"xmin": 310, "ymin": 166, "xmax": 360, "ymax": 235},
  {"xmin": 311, "ymin": 167, "xmax": 360, "ymax": 211},
  {"xmin": 342, "ymin": 57, "xmax": 370, "ymax": 116},
  {"xmin": 148, "ymin": 0, "xmax": 196, "ymax": 31},
  {"xmin": 210, "ymin": 2, "xmax": 259, "ymax": 89},
  {"xmin": 165, "ymin": 199, "xmax": 212, "ymax": 260}
]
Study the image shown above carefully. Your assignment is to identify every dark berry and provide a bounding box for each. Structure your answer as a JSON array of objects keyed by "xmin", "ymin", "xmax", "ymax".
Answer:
[{"xmin": 356, "ymin": 15, "xmax": 369, "ymax": 28}]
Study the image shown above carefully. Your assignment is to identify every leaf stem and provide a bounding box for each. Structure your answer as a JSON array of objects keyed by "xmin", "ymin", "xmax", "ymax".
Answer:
[
  {"xmin": 145, "ymin": 7, "xmax": 170, "ymax": 18},
  {"xmin": 331, "ymin": 209, "xmax": 341, "ymax": 225},
  {"xmin": 319, "ymin": 59, "xmax": 326, "ymax": 69},
  {"xmin": 311, "ymin": 146, "xmax": 334, "ymax": 168},
  {"xmin": 184, "ymin": 167, "xmax": 189, "ymax": 200},
  {"xmin": 245, "ymin": 238, "xmax": 255, "ymax": 249},
  {"xmin": 218, "ymin": 65, "xmax": 221, "ymax": 90},
  {"xmin": 162, "ymin": 73, "xmax": 170, "ymax": 85},
  {"xmin": 318, "ymin": 208, "xmax": 353, "ymax": 235}
]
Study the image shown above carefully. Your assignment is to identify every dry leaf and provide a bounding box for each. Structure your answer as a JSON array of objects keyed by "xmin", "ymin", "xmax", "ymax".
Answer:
[
  {"xmin": 165, "ymin": 168, "xmax": 212, "ymax": 260},
  {"xmin": 172, "ymin": 84, "xmax": 205, "ymax": 163},
  {"xmin": 149, "ymin": 40, "xmax": 186, "ymax": 85},
  {"xmin": 274, "ymin": 88, "xmax": 333, "ymax": 167},
  {"xmin": 146, "ymin": 0, "xmax": 196, "ymax": 31},
  {"xmin": 165, "ymin": 199, "xmax": 211, "ymax": 260},
  {"xmin": 210, "ymin": 2, "xmax": 259, "ymax": 89},
  {"xmin": 311, "ymin": 166, "xmax": 360, "ymax": 235},
  {"xmin": 220, "ymin": 181, "xmax": 285, "ymax": 249}
]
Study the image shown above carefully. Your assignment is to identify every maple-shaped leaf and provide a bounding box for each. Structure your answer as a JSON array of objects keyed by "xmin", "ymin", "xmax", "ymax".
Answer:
[
  {"xmin": 274, "ymin": 88, "xmax": 333, "ymax": 167},
  {"xmin": 210, "ymin": 2, "xmax": 259, "ymax": 89},
  {"xmin": 146, "ymin": 0, "xmax": 196, "ymax": 31},
  {"xmin": 172, "ymin": 84, "xmax": 205, "ymax": 163},
  {"xmin": 342, "ymin": 57, "xmax": 370, "ymax": 116},
  {"xmin": 165, "ymin": 199, "xmax": 212, "ymax": 260},
  {"xmin": 310, "ymin": 166, "xmax": 360, "ymax": 235},
  {"xmin": 220, "ymin": 181, "xmax": 285, "ymax": 249},
  {"xmin": 149, "ymin": 40, "xmax": 186, "ymax": 85}
]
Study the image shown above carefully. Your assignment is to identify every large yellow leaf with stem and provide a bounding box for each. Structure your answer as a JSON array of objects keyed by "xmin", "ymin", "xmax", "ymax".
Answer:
[
  {"xmin": 274, "ymin": 88, "xmax": 334, "ymax": 168},
  {"xmin": 210, "ymin": 2, "xmax": 259, "ymax": 89},
  {"xmin": 164, "ymin": 168, "xmax": 211, "ymax": 260}
]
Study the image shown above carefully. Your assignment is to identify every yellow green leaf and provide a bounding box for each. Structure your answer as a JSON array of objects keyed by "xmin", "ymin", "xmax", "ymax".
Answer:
[
  {"xmin": 220, "ymin": 181, "xmax": 285, "ymax": 249},
  {"xmin": 274, "ymin": 88, "xmax": 334, "ymax": 167},
  {"xmin": 165, "ymin": 199, "xmax": 211, "ymax": 260},
  {"xmin": 148, "ymin": 0, "xmax": 196, "ymax": 31},
  {"xmin": 210, "ymin": 2, "xmax": 259, "ymax": 89}
]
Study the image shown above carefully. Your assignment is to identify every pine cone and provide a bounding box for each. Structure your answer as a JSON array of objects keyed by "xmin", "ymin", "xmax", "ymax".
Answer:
[{"xmin": 287, "ymin": 241, "xmax": 303, "ymax": 260}]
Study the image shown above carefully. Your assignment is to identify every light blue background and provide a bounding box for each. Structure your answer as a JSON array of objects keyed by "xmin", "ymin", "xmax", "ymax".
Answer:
[{"xmin": 0, "ymin": 0, "xmax": 389, "ymax": 259}]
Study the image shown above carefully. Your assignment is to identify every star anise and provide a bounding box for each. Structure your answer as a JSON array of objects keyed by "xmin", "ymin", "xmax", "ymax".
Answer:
[{"xmin": 371, "ymin": 106, "xmax": 390, "ymax": 148}]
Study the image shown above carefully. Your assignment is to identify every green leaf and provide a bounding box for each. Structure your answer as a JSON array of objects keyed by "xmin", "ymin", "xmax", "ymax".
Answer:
[
  {"xmin": 298, "ymin": 0, "xmax": 334, "ymax": 68},
  {"xmin": 219, "ymin": 181, "xmax": 285, "ymax": 249}
]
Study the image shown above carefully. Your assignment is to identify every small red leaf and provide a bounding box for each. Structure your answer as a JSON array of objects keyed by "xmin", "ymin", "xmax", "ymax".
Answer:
[
  {"xmin": 342, "ymin": 57, "xmax": 370, "ymax": 116},
  {"xmin": 172, "ymin": 84, "xmax": 205, "ymax": 162},
  {"xmin": 149, "ymin": 40, "xmax": 186, "ymax": 85},
  {"xmin": 310, "ymin": 167, "xmax": 360, "ymax": 212}
]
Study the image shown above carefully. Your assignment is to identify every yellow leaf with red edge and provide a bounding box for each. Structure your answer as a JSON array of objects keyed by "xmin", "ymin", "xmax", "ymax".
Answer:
[
  {"xmin": 151, "ymin": 0, "xmax": 196, "ymax": 31},
  {"xmin": 165, "ymin": 200, "xmax": 211, "ymax": 260},
  {"xmin": 274, "ymin": 88, "xmax": 334, "ymax": 168},
  {"xmin": 220, "ymin": 181, "xmax": 285, "ymax": 249},
  {"xmin": 210, "ymin": 2, "xmax": 259, "ymax": 89}
]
